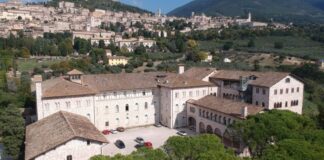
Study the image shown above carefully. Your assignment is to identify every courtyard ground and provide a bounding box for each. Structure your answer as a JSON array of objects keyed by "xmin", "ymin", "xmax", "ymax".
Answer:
[{"xmin": 102, "ymin": 126, "xmax": 197, "ymax": 156}]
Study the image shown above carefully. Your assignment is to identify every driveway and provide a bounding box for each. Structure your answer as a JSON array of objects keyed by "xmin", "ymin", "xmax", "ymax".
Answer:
[{"xmin": 101, "ymin": 126, "xmax": 196, "ymax": 156}]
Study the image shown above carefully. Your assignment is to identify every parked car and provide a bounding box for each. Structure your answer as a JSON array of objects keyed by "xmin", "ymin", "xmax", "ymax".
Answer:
[
  {"xmin": 115, "ymin": 140, "xmax": 125, "ymax": 149},
  {"xmin": 177, "ymin": 131, "xmax": 187, "ymax": 136},
  {"xmin": 135, "ymin": 137, "xmax": 144, "ymax": 144},
  {"xmin": 117, "ymin": 127, "xmax": 125, "ymax": 132},
  {"xmin": 102, "ymin": 130, "xmax": 110, "ymax": 135},
  {"xmin": 153, "ymin": 123, "xmax": 162, "ymax": 127},
  {"xmin": 110, "ymin": 129, "xmax": 118, "ymax": 134},
  {"xmin": 135, "ymin": 142, "xmax": 153, "ymax": 149},
  {"xmin": 144, "ymin": 142, "xmax": 153, "ymax": 149},
  {"xmin": 135, "ymin": 143, "xmax": 144, "ymax": 149}
]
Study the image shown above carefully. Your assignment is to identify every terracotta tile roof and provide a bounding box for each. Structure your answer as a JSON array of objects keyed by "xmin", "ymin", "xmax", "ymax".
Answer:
[
  {"xmin": 188, "ymin": 95, "xmax": 264, "ymax": 119},
  {"xmin": 81, "ymin": 72, "xmax": 174, "ymax": 92},
  {"xmin": 158, "ymin": 74, "xmax": 215, "ymax": 89},
  {"xmin": 42, "ymin": 78, "xmax": 96, "ymax": 99},
  {"xmin": 67, "ymin": 69, "xmax": 83, "ymax": 75},
  {"xmin": 211, "ymin": 70, "xmax": 291, "ymax": 87},
  {"xmin": 182, "ymin": 67, "xmax": 217, "ymax": 80},
  {"xmin": 25, "ymin": 111, "xmax": 108, "ymax": 160}
]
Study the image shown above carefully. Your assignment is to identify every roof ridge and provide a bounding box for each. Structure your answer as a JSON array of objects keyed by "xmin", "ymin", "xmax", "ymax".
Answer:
[{"xmin": 60, "ymin": 111, "xmax": 77, "ymax": 136}]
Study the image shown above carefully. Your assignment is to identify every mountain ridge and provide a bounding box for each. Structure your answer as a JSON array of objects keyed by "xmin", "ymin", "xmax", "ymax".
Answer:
[{"xmin": 168, "ymin": 0, "xmax": 324, "ymax": 23}]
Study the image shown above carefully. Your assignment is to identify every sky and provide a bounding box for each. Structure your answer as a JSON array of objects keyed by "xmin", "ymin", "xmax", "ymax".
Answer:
[
  {"xmin": 0, "ymin": 0, "xmax": 192, "ymax": 13},
  {"xmin": 119, "ymin": 0, "xmax": 192, "ymax": 13}
]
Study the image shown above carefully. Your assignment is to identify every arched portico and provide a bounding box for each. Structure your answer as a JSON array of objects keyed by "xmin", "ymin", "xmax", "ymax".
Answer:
[
  {"xmin": 214, "ymin": 128, "xmax": 222, "ymax": 137},
  {"xmin": 188, "ymin": 117, "xmax": 196, "ymax": 130},
  {"xmin": 199, "ymin": 122, "xmax": 205, "ymax": 133},
  {"xmin": 206, "ymin": 125, "xmax": 213, "ymax": 134}
]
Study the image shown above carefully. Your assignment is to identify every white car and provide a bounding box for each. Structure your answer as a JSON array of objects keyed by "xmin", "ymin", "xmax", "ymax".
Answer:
[
  {"xmin": 177, "ymin": 131, "xmax": 187, "ymax": 136},
  {"xmin": 154, "ymin": 123, "xmax": 162, "ymax": 127},
  {"xmin": 110, "ymin": 130, "xmax": 118, "ymax": 134}
]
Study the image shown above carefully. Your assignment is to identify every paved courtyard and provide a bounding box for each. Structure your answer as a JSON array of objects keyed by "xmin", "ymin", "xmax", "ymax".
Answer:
[{"xmin": 102, "ymin": 126, "xmax": 197, "ymax": 156}]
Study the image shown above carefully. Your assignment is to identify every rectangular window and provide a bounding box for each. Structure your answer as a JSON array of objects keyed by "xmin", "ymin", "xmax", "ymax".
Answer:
[
  {"xmin": 45, "ymin": 103, "xmax": 50, "ymax": 111},
  {"xmin": 182, "ymin": 91, "xmax": 186, "ymax": 98},
  {"xmin": 291, "ymin": 88, "xmax": 294, "ymax": 93},
  {"xmin": 175, "ymin": 92, "xmax": 179, "ymax": 98},
  {"xmin": 56, "ymin": 102, "xmax": 61, "ymax": 109},
  {"xmin": 297, "ymin": 87, "xmax": 300, "ymax": 92},
  {"xmin": 76, "ymin": 101, "xmax": 81, "ymax": 108},
  {"xmin": 274, "ymin": 89, "xmax": 277, "ymax": 95},
  {"xmin": 142, "ymin": 91, "xmax": 146, "ymax": 96},
  {"xmin": 280, "ymin": 89, "xmax": 283, "ymax": 94},
  {"xmin": 105, "ymin": 121, "xmax": 109, "ymax": 126},
  {"xmin": 66, "ymin": 102, "xmax": 71, "ymax": 109},
  {"xmin": 286, "ymin": 88, "xmax": 289, "ymax": 94},
  {"xmin": 262, "ymin": 89, "xmax": 266, "ymax": 95},
  {"xmin": 189, "ymin": 91, "xmax": 193, "ymax": 97},
  {"xmin": 86, "ymin": 100, "xmax": 90, "ymax": 107},
  {"xmin": 196, "ymin": 90, "xmax": 199, "ymax": 96},
  {"xmin": 87, "ymin": 140, "xmax": 91, "ymax": 145},
  {"xmin": 203, "ymin": 90, "xmax": 206, "ymax": 96},
  {"xmin": 256, "ymin": 88, "xmax": 259, "ymax": 94},
  {"xmin": 67, "ymin": 155, "xmax": 72, "ymax": 160}
]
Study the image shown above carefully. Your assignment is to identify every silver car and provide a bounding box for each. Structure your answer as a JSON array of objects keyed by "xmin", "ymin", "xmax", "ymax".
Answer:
[{"xmin": 135, "ymin": 137, "xmax": 145, "ymax": 144}]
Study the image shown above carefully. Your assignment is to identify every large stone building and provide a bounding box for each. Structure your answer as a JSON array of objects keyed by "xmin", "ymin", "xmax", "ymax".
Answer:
[
  {"xmin": 30, "ymin": 66, "xmax": 304, "ymax": 158},
  {"xmin": 210, "ymin": 70, "xmax": 304, "ymax": 114},
  {"xmin": 34, "ymin": 67, "xmax": 303, "ymax": 130}
]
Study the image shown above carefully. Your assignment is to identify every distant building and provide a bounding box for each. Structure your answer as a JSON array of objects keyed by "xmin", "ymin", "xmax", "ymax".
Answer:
[
  {"xmin": 107, "ymin": 56, "xmax": 128, "ymax": 66},
  {"xmin": 317, "ymin": 59, "xmax": 324, "ymax": 69}
]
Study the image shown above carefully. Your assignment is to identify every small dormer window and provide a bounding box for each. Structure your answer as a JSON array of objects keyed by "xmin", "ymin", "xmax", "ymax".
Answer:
[{"xmin": 285, "ymin": 78, "xmax": 290, "ymax": 83}]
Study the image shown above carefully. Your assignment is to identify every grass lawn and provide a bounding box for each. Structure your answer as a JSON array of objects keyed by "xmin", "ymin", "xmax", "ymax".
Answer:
[
  {"xmin": 17, "ymin": 59, "xmax": 64, "ymax": 72},
  {"xmin": 198, "ymin": 36, "xmax": 324, "ymax": 59}
]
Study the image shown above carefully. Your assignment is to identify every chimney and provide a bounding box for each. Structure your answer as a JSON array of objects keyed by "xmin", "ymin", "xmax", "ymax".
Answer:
[
  {"xmin": 241, "ymin": 106, "xmax": 248, "ymax": 118},
  {"xmin": 178, "ymin": 64, "xmax": 185, "ymax": 74}
]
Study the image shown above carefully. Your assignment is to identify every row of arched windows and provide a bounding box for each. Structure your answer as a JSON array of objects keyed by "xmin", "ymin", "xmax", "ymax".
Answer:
[{"xmin": 198, "ymin": 109, "xmax": 234, "ymax": 126}]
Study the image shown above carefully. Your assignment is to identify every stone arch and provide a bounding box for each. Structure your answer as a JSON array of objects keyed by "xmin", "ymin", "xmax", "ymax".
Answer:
[
  {"xmin": 214, "ymin": 128, "xmax": 222, "ymax": 137},
  {"xmin": 188, "ymin": 117, "xmax": 196, "ymax": 130},
  {"xmin": 199, "ymin": 122, "xmax": 205, "ymax": 133},
  {"xmin": 206, "ymin": 125, "xmax": 213, "ymax": 134}
]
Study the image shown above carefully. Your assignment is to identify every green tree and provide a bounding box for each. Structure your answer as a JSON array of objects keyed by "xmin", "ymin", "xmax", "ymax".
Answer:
[
  {"xmin": 274, "ymin": 41, "xmax": 284, "ymax": 49},
  {"xmin": 231, "ymin": 110, "xmax": 317, "ymax": 157},
  {"xmin": 21, "ymin": 47, "xmax": 31, "ymax": 58},
  {"xmin": 247, "ymin": 39, "xmax": 255, "ymax": 47},
  {"xmin": 197, "ymin": 51, "xmax": 208, "ymax": 61},
  {"xmin": 260, "ymin": 139, "xmax": 324, "ymax": 160},
  {"xmin": 223, "ymin": 41, "xmax": 233, "ymax": 50},
  {"xmin": 0, "ymin": 107, "xmax": 25, "ymax": 159},
  {"xmin": 164, "ymin": 134, "xmax": 238, "ymax": 160},
  {"xmin": 98, "ymin": 40, "xmax": 105, "ymax": 49},
  {"xmin": 134, "ymin": 45, "xmax": 146, "ymax": 55}
]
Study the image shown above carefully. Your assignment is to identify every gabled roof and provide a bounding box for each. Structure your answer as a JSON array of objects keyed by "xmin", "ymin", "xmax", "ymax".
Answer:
[
  {"xmin": 182, "ymin": 67, "xmax": 217, "ymax": 80},
  {"xmin": 211, "ymin": 70, "xmax": 293, "ymax": 87},
  {"xmin": 158, "ymin": 74, "xmax": 215, "ymax": 89},
  {"xmin": 25, "ymin": 111, "xmax": 108, "ymax": 160},
  {"xmin": 67, "ymin": 69, "xmax": 83, "ymax": 75},
  {"xmin": 42, "ymin": 78, "xmax": 96, "ymax": 99},
  {"xmin": 81, "ymin": 72, "xmax": 174, "ymax": 92},
  {"xmin": 187, "ymin": 95, "xmax": 264, "ymax": 119}
]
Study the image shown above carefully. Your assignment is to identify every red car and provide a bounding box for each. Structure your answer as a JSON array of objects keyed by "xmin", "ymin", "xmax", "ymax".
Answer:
[
  {"xmin": 144, "ymin": 142, "xmax": 153, "ymax": 149},
  {"xmin": 102, "ymin": 130, "xmax": 110, "ymax": 135}
]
